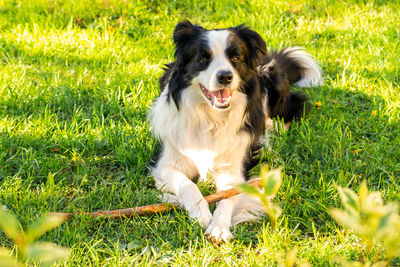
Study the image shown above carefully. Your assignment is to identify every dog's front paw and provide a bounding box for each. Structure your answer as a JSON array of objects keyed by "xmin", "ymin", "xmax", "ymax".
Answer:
[
  {"xmin": 205, "ymin": 221, "xmax": 233, "ymax": 244},
  {"xmin": 187, "ymin": 198, "xmax": 212, "ymax": 227}
]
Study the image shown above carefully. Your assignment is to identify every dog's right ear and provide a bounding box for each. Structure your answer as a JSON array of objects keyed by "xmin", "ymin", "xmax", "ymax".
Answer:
[{"xmin": 173, "ymin": 20, "xmax": 203, "ymax": 46}]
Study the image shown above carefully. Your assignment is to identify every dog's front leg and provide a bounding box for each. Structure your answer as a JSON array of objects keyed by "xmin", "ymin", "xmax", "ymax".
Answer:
[
  {"xmin": 205, "ymin": 197, "xmax": 237, "ymax": 244},
  {"xmin": 205, "ymin": 173, "xmax": 243, "ymax": 243},
  {"xmin": 155, "ymin": 166, "xmax": 212, "ymax": 227}
]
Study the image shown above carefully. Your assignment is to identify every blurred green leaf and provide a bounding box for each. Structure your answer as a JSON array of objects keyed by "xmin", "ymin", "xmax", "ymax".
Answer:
[
  {"xmin": 236, "ymin": 184, "xmax": 263, "ymax": 198},
  {"xmin": 337, "ymin": 187, "xmax": 359, "ymax": 215},
  {"xmin": 375, "ymin": 203, "xmax": 398, "ymax": 238},
  {"xmin": 365, "ymin": 192, "xmax": 383, "ymax": 207},
  {"xmin": 359, "ymin": 180, "xmax": 368, "ymax": 203},
  {"xmin": 0, "ymin": 247, "xmax": 11, "ymax": 256},
  {"xmin": 270, "ymin": 204, "xmax": 282, "ymax": 219},
  {"xmin": 363, "ymin": 192, "xmax": 384, "ymax": 215},
  {"xmin": 371, "ymin": 262, "xmax": 389, "ymax": 267},
  {"xmin": 26, "ymin": 242, "xmax": 69, "ymax": 267},
  {"xmin": 387, "ymin": 236, "xmax": 400, "ymax": 260},
  {"xmin": 282, "ymin": 248, "xmax": 297, "ymax": 267},
  {"xmin": 0, "ymin": 211, "xmax": 21, "ymax": 242},
  {"xmin": 237, "ymin": 168, "xmax": 283, "ymax": 229},
  {"xmin": 25, "ymin": 215, "xmax": 65, "ymax": 243},
  {"xmin": 260, "ymin": 167, "xmax": 282, "ymax": 196},
  {"xmin": 329, "ymin": 208, "xmax": 363, "ymax": 235},
  {"xmin": 0, "ymin": 256, "xmax": 21, "ymax": 267},
  {"xmin": 0, "ymin": 247, "xmax": 21, "ymax": 267}
]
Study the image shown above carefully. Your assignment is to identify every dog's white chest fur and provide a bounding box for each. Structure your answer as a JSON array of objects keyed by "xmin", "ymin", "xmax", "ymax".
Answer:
[
  {"xmin": 181, "ymin": 149, "xmax": 215, "ymax": 180},
  {"xmin": 150, "ymin": 85, "xmax": 252, "ymax": 183}
]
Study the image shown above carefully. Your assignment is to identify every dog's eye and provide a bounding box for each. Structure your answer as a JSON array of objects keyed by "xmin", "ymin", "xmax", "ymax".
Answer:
[
  {"xmin": 232, "ymin": 56, "xmax": 240, "ymax": 63},
  {"xmin": 199, "ymin": 57, "xmax": 208, "ymax": 63}
]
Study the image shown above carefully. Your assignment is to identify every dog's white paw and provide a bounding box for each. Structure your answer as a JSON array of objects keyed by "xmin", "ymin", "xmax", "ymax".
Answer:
[
  {"xmin": 186, "ymin": 198, "xmax": 212, "ymax": 227},
  {"xmin": 205, "ymin": 222, "xmax": 233, "ymax": 244}
]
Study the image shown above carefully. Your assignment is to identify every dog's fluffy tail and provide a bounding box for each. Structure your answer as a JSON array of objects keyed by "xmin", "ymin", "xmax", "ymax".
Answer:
[
  {"xmin": 231, "ymin": 193, "xmax": 265, "ymax": 226},
  {"xmin": 269, "ymin": 47, "xmax": 323, "ymax": 87},
  {"xmin": 259, "ymin": 47, "xmax": 322, "ymax": 122}
]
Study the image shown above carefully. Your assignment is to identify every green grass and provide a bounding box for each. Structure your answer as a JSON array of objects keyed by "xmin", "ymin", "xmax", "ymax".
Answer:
[{"xmin": 0, "ymin": 0, "xmax": 399, "ymax": 265}]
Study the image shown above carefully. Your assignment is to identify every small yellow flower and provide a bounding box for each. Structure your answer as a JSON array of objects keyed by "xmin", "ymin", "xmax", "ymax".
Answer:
[
  {"xmin": 371, "ymin": 110, "xmax": 377, "ymax": 116},
  {"xmin": 315, "ymin": 101, "xmax": 322, "ymax": 107}
]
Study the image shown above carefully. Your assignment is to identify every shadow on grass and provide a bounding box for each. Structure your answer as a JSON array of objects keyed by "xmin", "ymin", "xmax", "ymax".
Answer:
[
  {"xmin": 268, "ymin": 85, "xmax": 400, "ymax": 235},
  {"xmin": 0, "ymin": 37, "xmax": 156, "ymax": 122}
]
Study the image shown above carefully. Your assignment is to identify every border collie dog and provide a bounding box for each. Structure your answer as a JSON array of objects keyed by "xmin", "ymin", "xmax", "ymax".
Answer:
[{"xmin": 149, "ymin": 21, "xmax": 322, "ymax": 243}]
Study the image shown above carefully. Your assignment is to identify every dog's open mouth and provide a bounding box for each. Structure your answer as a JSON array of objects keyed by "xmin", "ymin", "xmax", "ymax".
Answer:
[{"xmin": 200, "ymin": 83, "xmax": 233, "ymax": 109}]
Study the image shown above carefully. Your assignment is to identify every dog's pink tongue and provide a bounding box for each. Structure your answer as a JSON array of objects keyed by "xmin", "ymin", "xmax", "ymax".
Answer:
[
  {"xmin": 221, "ymin": 88, "xmax": 232, "ymax": 100},
  {"xmin": 212, "ymin": 89, "xmax": 232, "ymax": 102}
]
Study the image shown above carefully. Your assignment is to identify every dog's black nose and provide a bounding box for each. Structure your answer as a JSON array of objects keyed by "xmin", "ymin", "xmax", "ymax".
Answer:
[{"xmin": 217, "ymin": 71, "xmax": 233, "ymax": 85}]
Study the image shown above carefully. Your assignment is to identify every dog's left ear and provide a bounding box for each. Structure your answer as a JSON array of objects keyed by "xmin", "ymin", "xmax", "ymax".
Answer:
[{"xmin": 232, "ymin": 25, "xmax": 267, "ymax": 69}]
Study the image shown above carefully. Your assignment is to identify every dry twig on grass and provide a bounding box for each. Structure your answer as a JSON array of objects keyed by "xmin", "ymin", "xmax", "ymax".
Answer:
[{"xmin": 51, "ymin": 179, "xmax": 262, "ymax": 220}]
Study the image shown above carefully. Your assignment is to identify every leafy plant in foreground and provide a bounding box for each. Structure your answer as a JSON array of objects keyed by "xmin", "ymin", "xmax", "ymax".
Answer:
[
  {"xmin": 0, "ymin": 210, "xmax": 69, "ymax": 266},
  {"xmin": 237, "ymin": 166, "xmax": 282, "ymax": 229},
  {"xmin": 329, "ymin": 181, "xmax": 400, "ymax": 266},
  {"xmin": 238, "ymin": 167, "xmax": 311, "ymax": 266},
  {"xmin": 277, "ymin": 248, "xmax": 311, "ymax": 267}
]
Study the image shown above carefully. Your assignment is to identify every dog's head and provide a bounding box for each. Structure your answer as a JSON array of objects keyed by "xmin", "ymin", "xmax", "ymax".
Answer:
[{"xmin": 168, "ymin": 20, "xmax": 266, "ymax": 110}]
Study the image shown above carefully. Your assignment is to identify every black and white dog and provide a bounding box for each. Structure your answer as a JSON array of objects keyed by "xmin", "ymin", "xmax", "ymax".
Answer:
[{"xmin": 149, "ymin": 21, "xmax": 322, "ymax": 243}]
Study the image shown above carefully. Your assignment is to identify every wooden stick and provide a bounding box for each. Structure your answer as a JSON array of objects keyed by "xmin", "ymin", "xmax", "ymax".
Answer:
[{"xmin": 50, "ymin": 179, "xmax": 262, "ymax": 220}]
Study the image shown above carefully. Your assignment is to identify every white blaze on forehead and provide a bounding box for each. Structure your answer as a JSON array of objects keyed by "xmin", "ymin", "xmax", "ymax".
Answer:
[{"xmin": 206, "ymin": 30, "xmax": 230, "ymax": 57}]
